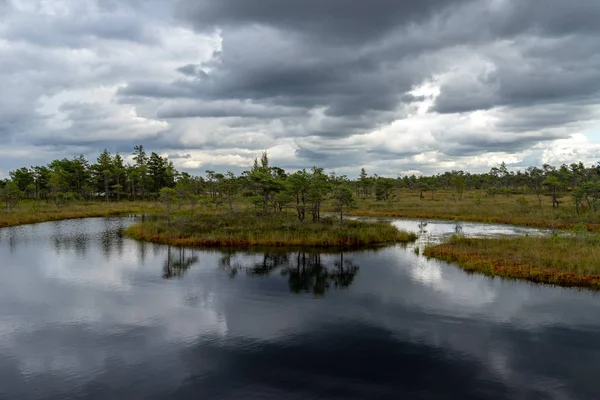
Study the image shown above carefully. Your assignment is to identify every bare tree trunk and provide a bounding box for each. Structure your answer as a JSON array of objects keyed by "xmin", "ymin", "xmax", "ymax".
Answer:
[{"xmin": 104, "ymin": 173, "xmax": 109, "ymax": 202}]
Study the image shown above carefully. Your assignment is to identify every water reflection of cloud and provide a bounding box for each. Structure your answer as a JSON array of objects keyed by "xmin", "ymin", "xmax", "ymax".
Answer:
[
  {"xmin": 1, "ymin": 218, "xmax": 600, "ymax": 398},
  {"xmin": 0, "ymin": 287, "xmax": 228, "ymax": 383},
  {"xmin": 0, "ymin": 223, "xmax": 230, "ymax": 382},
  {"xmin": 409, "ymin": 255, "xmax": 498, "ymax": 306}
]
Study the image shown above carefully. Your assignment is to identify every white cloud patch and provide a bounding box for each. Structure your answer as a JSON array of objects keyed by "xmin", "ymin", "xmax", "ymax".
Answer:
[
  {"xmin": 36, "ymin": 86, "xmax": 168, "ymax": 143},
  {"xmin": 541, "ymin": 133, "xmax": 600, "ymax": 166}
]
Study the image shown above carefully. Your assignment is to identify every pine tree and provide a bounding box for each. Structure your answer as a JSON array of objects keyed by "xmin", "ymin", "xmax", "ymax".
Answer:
[
  {"xmin": 94, "ymin": 149, "xmax": 112, "ymax": 202},
  {"xmin": 133, "ymin": 145, "xmax": 148, "ymax": 199}
]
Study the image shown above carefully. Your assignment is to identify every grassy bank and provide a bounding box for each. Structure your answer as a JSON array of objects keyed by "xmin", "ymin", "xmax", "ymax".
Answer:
[
  {"xmin": 124, "ymin": 212, "xmax": 417, "ymax": 248},
  {"xmin": 4, "ymin": 188, "xmax": 600, "ymax": 233},
  {"xmin": 424, "ymin": 233, "xmax": 600, "ymax": 289},
  {"xmin": 0, "ymin": 201, "xmax": 164, "ymax": 228},
  {"xmin": 347, "ymin": 190, "xmax": 600, "ymax": 231}
]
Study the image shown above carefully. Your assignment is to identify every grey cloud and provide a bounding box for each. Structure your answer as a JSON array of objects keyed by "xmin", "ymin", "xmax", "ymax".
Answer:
[
  {"xmin": 120, "ymin": 0, "xmax": 497, "ymax": 141},
  {"xmin": 169, "ymin": 0, "xmax": 600, "ymax": 136},
  {"xmin": 491, "ymin": 0, "xmax": 600, "ymax": 37},
  {"xmin": 3, "ymin": 8, "xmax": 158, "ymax": 48},
  {"xmin": 495, "ymin": 68, "xmax": 600, "ymax": 108},
  {"xmin": 28, "ymin": 102, "xmax": 165, "ymax": 152},
  {"xmin": 2, "ymin": 0, "xmax": 600, "ymax": 175},
  {"xmin": 121, "ymin": 23, "xmax": 430, "ymax": 139},
  {"xmin": 294, "ymin": 143, "xmax": 368, "ymax": 169},
  {"xmin": 155, "ymin": 100, "xmax": 307, "ymax": 119},
  {"xmin": 434, "ymin": 131, "xmax": 566, "ymax": 157},
  {"xmin": 434, "ymin": 33, "xmax": 600, "ymax": 114},
  {"xmin": 294, "ymin": 147, "xmax": 333, "ymax": 162},
  {"xmin": 176, "ymin": 64, "xmax": 209, "ymax": 78},
  {"xmin": 435, "ymin": 59, "xmax": 600, "ymax": 115},
  {"xmin": 29, "ymin": 138, "xmax": 165, "ymax": 158},
  {"xmin": 433, "ymin": 88, "xmax": 497, "ymax": 115},
  {"xmin": 96, "ymin": 0, "xmax": 173, "ymax": 19},
  {"xmin": 495, "ymin": 104, "xmax": 598, "ymax": 133},
  {"xmin": 167, "ymin": 153, "xmax": 191, "ymax": 159},
  {"xmin": 175, "ymin": 0, "xmax": 474, "ymax": 44}
]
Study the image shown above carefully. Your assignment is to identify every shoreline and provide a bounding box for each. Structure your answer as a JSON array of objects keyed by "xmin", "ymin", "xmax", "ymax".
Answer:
[
  {"xmin": 1, "ymin": 199, "xmax": 598, "ymax": 233},
  {"xmin": 349, "ymin": 210, "xmax": 600, "ymax": 232},
  {"xmin": 424, "ymin": 236, "xmax": 600, "ymax": 290},
  {"xmin": 4, "ymin": 204, "xmax": 599, "ymax": 290},
  {"xmin": 123, "ymin": 227, "xmax": 411, "ymax": 249},
  {"xmin": 0, "ymin": 202, "xmax": 163, "ymax": 228},
  {"xmin": 3, "ymin": 209, "xmax": 592, "ymax": 232},
  {"xmin": 123, "ymin": 214, "xmax": 417, "ymax": 249}
]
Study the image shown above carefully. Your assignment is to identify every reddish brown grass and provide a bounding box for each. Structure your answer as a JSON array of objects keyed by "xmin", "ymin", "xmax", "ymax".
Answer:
[{"xmin": 424, "ymin": 235, "xmax": 600, "ymax": 290}]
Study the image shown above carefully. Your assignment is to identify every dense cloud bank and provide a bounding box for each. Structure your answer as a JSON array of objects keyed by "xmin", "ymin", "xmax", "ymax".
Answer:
[{"xmin": 1, "ymin": 0, "xmax": 599, "ymax": 177}]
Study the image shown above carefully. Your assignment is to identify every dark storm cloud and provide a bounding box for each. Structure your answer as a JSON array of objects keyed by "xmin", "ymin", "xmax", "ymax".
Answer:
[
  {"xmin": 175, "ymin": 0, "xmax": 473, "ymax": 44},
  {"xmin": 120, "ymin": 22, "xmax": 430, "ymax": 138},
  {"xmin": 171, "ymin": 0, "xmax": 600, "ymax": 117},
  {"xmin": 118, "ymin": 0, "xmax": 489, "ymax": 141},
  {"xmin": 433, "ymin": 51, "xmax": 600, "ymax": 114},
  {"xmin": 2, "ymin": 0, "xmax": 600, "ymax": 175},
  {"xmin": 433, "ymin": 2, "xmax": 600, "ymax": 114},
  {"xmin": 491, "ymin": 0, "xmax": 600, "ymax": 37},
  {"xmin": 116, "ymin": 0, "xmax": 600, "ymax": 157}
]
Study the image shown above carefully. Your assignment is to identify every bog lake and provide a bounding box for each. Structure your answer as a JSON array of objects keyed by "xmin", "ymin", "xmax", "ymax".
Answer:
[{"xmin": 1, "ymin": 217, "xmax": 599, "ymax": 399}]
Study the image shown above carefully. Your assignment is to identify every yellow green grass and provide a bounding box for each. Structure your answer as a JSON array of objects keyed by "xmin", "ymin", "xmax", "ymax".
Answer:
[
  {"xmin": 124, "ymin": 212, "xmax": 417, "ymax": 248},
  {"xmin": 0, "ymin": 201, "xmax": 164, "ymax": 228},
  {"xmin": 347, "ymin": 189, "xmax": 600, "ymax": 231},
  {"xmin": 4, "ymin": 189, "xmax": 600, "ymax": 233},
  {"xmin": 424, "ymin": 234, "xmax": 600, "ymax": 289}
]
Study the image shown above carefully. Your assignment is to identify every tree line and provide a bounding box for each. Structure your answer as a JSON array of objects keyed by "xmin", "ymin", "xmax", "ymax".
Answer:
[
  {"xmin": 1, "ymin": 146, "xmax": 177, "ymax": 208},
  {"xmin": 392, "ymin": 161, "xmax": 600, "ymax": 213},
  {"xmin": 2, "ymin": 147, "xmax": 600, "ymax": 218}
]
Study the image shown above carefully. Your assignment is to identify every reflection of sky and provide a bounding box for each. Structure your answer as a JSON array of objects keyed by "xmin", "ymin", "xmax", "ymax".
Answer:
[{"xmin": 0, "ymin": 218, "xmax": 599, "ymax": 399}]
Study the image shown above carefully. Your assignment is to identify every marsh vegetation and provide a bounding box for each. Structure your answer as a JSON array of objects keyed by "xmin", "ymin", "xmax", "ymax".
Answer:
[
  {"xmin": 124, "ymin": 212, "xmax": 415, "ymax": 248},
  {"xmin": 424, "ymin": 229, "xmax": 600, "ymax": 289},
  {"xmin": 2, "ymin": 148, "xmax": 600, "ymax": 231},
  {"xmin": 3, "ymin": 146, "xmax": 600, "ymax": 285}
]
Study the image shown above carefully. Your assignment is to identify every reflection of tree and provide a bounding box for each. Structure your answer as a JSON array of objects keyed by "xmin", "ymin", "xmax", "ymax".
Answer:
[
  {"xmin": 249, "ymin": 253, "xmax": 290, "ymax": 277},
  {"xmin": 221, "ymin": 250, "xmax": 360, "ymax": 297},
  {"xmin": 6, "ymin": 231, "xmax": 17, "ymax": 254},
  {"xmin": 46, "ymin": 219, "xmax": 124, "ymax": 258},
  {"xmin": 52, "ymin": 234, "xmax": 90, "ymax": 257},
  {"xmin": 218, "ymin": 251, "xmax": 243, "ymax": 278},
  {"xmin": 330, "ymin": 253, "xmax": 359, "ymax": 289},
  {"xmin": 163, "ymin": 246, "xmax": 199, "ymax": 279},
  {"xmin": 101, "ymin": 225, "xmax": 124, "ymax": 260},
  {"xmin": 137, "ymin": 241, "xmax": 148, "ymax": 263},
  {"xmin": 283, "ymin": 253, "xmax": 329, "ymax": 296}
]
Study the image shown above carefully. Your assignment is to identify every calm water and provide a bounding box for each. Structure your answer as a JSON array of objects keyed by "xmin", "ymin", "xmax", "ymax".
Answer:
[{"xmin": 1, "ymin": 218, "xmax": 599, "ymax": 399}]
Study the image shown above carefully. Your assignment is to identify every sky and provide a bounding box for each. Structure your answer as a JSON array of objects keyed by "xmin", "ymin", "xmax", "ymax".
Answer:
[{"xmin": 1, "ymin": 0, "xmax": 600, "ymax": 178}]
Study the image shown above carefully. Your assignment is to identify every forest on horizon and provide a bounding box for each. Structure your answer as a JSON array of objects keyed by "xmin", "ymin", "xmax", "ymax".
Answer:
[{"xmin": 1, "ymin": 145, "xmax": 599, "ymax": 216}]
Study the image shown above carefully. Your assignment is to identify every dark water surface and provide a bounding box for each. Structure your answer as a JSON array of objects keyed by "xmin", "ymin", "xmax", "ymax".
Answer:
[{"xmin": 1, "ymin": 218, "xmax": 599, "ymax": 399}]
